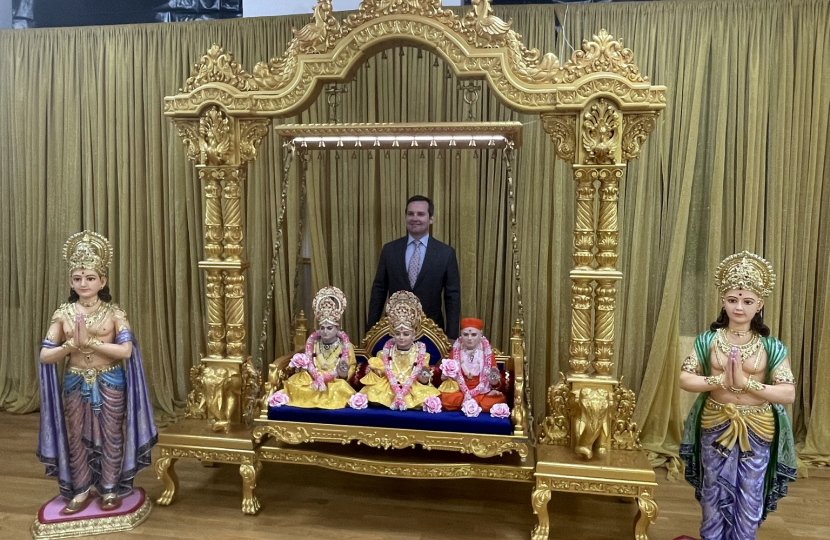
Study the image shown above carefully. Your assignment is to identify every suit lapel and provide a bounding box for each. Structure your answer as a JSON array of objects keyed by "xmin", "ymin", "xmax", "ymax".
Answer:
[{"xmin": 394, "ymin": 237, "xmax": 410, "ymax": 289}]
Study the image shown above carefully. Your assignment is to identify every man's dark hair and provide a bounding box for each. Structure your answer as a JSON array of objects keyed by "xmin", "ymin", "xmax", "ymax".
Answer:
[{"xmin": 406, "ymin": 195, "xmax": 434, "ymax": 217}]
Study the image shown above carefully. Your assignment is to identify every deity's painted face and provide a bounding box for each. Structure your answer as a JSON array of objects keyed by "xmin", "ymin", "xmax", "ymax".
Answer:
[
  {"xmin": 405, "ymin": 201, "xmax": 433, "ymax": 239},
  {"xmin": 393, "ymin": 327, "xmax": 415, "ymax": 350},
  {"xmin": 70, "ymin": 269, "xmax": 106, "ymax": 301},
  {"xmin": 722, "ymin": 288, "xmax": 762, "ymax": 327},
  {"xmin": 317, "ymin": 323, "xmax": 339, "ymax": 344},
  {"xmin": 461, "ymin": 327, "xmax": 482, "ymax": 351}
]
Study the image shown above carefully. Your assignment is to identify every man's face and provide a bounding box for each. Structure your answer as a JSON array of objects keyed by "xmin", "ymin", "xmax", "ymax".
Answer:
[{"xmin": 406, "ymin": 201, "xmax": 433, "ymax": 238}]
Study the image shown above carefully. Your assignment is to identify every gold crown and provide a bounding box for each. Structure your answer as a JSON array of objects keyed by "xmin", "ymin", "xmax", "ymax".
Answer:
[
  {"xmin": 385, "ymin": 291, "xmax": 423, "ymax": 332},
  {"xmin": 312, "ymin": 286, "xmax": 347, "ymax": 326},
  {"xmin": 63, "ymin": 231, "xmax": 113, "ymax": 277},
  {"xmin": 714, "ymin": 251, "xmax": 776, "ymax": 298}
]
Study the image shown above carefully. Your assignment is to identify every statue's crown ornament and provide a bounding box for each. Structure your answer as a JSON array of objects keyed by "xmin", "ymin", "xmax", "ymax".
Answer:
[
  {"xmin": 386, "ymin": 290, "xmax": 423, "ymax": 332},
  {"xmin": 714, "ymin": 251, "xmax": 776, "ymax": 298},
  {"xmin": 313, "ymin": 286, "xmax": 347, "ymax": 326},
  {"xmin": 63, "ymin": 231, "xmax": 113, "ymax": 277}
]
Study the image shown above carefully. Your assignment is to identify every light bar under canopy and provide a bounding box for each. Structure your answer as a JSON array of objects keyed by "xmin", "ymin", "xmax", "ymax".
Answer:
[{"xmin": 274, "ymin": 122, "xmax": 523, "ymax": 149}]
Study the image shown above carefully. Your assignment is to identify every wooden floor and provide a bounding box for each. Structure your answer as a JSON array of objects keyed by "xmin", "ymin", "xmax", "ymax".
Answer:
[{"xmin": 2, "ymin": 411, "xmax": 829, "ymax": 540}]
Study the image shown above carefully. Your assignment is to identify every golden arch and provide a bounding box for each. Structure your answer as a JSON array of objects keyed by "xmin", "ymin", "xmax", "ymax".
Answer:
[
  {"xmin": 164, "ymin": 0, "xmax": 666, "ymax": 118},
  {"xmin": 165, "ymin": 0, "xmax": 667, "ymax": 470}
]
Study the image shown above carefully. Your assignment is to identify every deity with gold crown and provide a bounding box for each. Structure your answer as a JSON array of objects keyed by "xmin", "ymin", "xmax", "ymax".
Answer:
[
  {"xmin": 282, "ymin": 286, "xmax": 357, "ymax": 409},
  {"xmin": 37, "ymin": 231, "xmax": 157, "ymax": 515},
  {"xmin": 360, "ymin": 291, "xmax": 441, "ymax": 410},
  {"xmin": 679, "ymin": 251, "xmax": 796, "ymax": 539}
]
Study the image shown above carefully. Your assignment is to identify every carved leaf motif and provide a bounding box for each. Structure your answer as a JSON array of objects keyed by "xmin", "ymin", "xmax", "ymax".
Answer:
[
  {"xmin": 555, "ymin": 29, "xmax": 647, "ymax": 84},
  {"xmin": 612, "ymin": 377, "xmax": 642, "ymax": 450},
  {"xmin": 541, "ymin": 114, "xmax": 576, "ymax": 163},
  {"xmin": 183, "ymin": 44, "xmax": 258, "ymax": 93},
  {"xmin": 622, "ymin": 114, "xmax": 657, "ymax": 161},
  {"xmin": 539, "ymin": 373, "xmax": 570, "ymax": 445},
  {"xmin": 582, "ymin": 98, "xmax": 620, "ymax": 165},
  {"xmin": 175, "ymin": 120, "xmax": 201, "ymax": 163},
  {"xmin": 239, "ymin": 119, "xmax": 271, "ymax": 164},
  {"xmin": 185, "ymin": 363, "xmax": 206, "ymax": 419}
]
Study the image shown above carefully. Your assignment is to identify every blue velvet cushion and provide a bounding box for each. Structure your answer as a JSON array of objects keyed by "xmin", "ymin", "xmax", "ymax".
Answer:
[{"xmin": 267, "ymin": 405, "xmax": 513, "ymax": 435}]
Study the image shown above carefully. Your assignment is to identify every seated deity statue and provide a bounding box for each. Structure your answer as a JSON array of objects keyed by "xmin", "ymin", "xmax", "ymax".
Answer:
[
  {"xmin": 38, "ymin": 231, "xmax": 157, "ymax": 515},
  {"xmin": 360, "ymin": 291, "xmax": 441, "ymax": 411},
  {"xmin": 438, "ymin": 318, "xmax": 507, "ymax": 415},
  {"xmin": 282, "ymin": 286, "xmax": 356, "ymax": 409},
  {"xmin": 679, "ymin": 251, "xmax": 796, "ymax": 540}
]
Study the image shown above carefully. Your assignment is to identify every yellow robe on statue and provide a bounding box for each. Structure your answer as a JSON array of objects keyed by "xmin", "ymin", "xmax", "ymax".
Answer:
[
  {"xmin": 359, "ymin": 345, "xmax": 439, "ymax": 409},
  {"xmin": 283, "ymin": 341, "xmax": 356, "ymax": 409}
]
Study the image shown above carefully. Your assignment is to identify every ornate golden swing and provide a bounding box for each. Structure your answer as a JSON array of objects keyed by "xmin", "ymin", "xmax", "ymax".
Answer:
[{"xmin": 157, "ymin": 1, "xmax": 666, "ymax": 538}]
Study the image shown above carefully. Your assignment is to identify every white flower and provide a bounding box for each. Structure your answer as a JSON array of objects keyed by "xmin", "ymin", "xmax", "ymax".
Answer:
[
  {"xmin": 461, "ymin": 399, "xmax": 482, "ymax": 418},
  {"xmin": 490, "ymin": 403, "xmax": 510, "ymax": 418}
]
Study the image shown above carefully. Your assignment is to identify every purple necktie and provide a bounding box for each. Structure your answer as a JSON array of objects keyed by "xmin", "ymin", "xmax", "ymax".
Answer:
[{"xmin": 408, "ymin": 240, "xmax": 421, "ymax": 288}]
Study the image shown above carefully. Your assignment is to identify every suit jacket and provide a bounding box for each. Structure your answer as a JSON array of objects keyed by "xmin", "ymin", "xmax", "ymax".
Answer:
[{"xmin": 367, "ymin": 235, "xmax": 461, "ymax": 339}]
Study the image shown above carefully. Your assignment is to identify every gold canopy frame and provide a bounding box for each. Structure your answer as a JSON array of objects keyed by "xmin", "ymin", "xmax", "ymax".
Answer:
[{"xmin": 158, "ymin": 1, "xmax": 666, "ymax": 539}]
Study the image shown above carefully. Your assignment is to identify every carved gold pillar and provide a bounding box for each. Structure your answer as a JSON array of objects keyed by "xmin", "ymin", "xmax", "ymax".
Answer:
[
  {"xmin": 541, "ymin": 99, "xmax": 635, "ymax": 459},
  {"xmin": 176, "ymin": 105, "xmax": 271, "ymax": 432},
  {"xmin": 593, "ymin": 166, "xmax": 624, "ymax": 376}
]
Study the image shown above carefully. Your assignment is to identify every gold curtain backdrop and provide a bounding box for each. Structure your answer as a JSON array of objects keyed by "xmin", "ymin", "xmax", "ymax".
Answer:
[{"xmin": 1, "ymin": 0, "xmax": 829, "ymax": 468}]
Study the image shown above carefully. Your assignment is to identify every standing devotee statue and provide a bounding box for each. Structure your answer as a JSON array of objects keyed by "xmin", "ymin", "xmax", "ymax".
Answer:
[
  {"xmin": 282, "ymin": 286, "xmax": 356, "ymax": 409},
  {"xmin": 37, "ymin": 231, "xmax": 157, "ymax": 514},
  {"xmin": 679, "ymin": 251, "xmax": 796, "ymax": 540},
  {"xmin": 360, "ymin": 291, "xmax": 441, "ymax": 411},
  {"xmin": 438, "ymin": 318, "xmax": 508, "ymax": 417}
]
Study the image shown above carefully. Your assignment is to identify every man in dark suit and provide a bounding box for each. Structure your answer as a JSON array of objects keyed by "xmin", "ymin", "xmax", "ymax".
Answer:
[{"xmin": 367, "ymin": 195, "xmax": 461, "ymax": 339}]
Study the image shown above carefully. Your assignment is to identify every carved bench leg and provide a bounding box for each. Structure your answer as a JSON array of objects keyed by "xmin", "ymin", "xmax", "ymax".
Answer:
[
  {"xmin": 634, "ymin": 489, "xmax": 658, "ymax": 540},
  {"xmin": 240, "ymin": 459, "xmax": 262, "ymax": 515},
  {"xmin": 155, "ymin": 455, "xmax": 179, "ymax": 506},
  {"xmin": 531, "ymin": 486, "xmax": 551, "ymax": 540}
]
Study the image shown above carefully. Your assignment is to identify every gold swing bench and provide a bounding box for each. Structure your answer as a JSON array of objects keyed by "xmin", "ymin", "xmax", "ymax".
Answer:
[{"xmin": 253, "ymin": 312, "xmax": 534, "ymax": 480}]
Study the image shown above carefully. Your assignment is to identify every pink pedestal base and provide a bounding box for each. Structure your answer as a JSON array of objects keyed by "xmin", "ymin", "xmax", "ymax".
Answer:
[{"xmin": 32, "ymin": 488, "xmax": 152, "ymax": 539}]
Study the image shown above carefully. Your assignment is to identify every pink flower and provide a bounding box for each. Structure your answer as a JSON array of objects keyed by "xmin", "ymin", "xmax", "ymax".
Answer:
[
  {"xmin": 422, "ymin": 396, "xmax": 442, "ymax": 414},
  {"xmin": 268, "ymin": 391, "xmax": 290, "ymax": 407},
  {"xmin": 348, "ymin": 393, "xmax": 368, "ymax": 410},
  {"xmin": 461, "ymin": 399, "xmax": 482, "ymax": 418},
  {"xmin": 440, "ymin": 359, "xmax": 460, "ymax": 379},
  {"xmin": 490, "ymin": 403, "xmax": 510, "ymax": 418},
  {"xmin": 289, "ymin": 353, "xmax": 310, "ymax": 370}
]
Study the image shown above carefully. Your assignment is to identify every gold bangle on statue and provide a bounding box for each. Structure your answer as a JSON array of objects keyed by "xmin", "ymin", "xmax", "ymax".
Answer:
[
  {"xmin": 704, "ymin": 374, "xmax": 723, "ymax": 388},
  {"xmin": 745, "ymin": 376, "xmax": 765, "ymax": 393}
]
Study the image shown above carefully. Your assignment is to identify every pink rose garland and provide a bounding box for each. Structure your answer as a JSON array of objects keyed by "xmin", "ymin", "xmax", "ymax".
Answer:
[
  {"xmin": 380, "ymin": 340, "xmax": 427, "ymax": 411},
  {"xmin": 291, "ymin": 331, "xmax": 351, "ymax": 391}
]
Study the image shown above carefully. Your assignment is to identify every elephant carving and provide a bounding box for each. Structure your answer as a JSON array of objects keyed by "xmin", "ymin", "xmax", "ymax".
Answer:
[
  {"xmin": 203, "ymin": 365, "xmax": 242, "ymax": 432},
  {"xmin": 569, "ymin": 387, "xmax": 613, "ymax": 459}
]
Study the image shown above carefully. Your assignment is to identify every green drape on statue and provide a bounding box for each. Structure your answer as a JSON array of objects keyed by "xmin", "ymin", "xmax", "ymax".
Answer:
[{"xmin": 1, "ymin": 0, "xmax": 828, "ymax": 466}]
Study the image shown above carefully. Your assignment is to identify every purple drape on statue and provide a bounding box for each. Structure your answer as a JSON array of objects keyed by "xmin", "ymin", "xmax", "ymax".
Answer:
[
  {"xmin": 37, "ymin": 330, "xmax": 158, "ymax": 499},
  {"xmin": 37, "ymin": 340, "xmax": 72, "ymax": 497},
  {"xmin": 699, "ymin": 422, "xmax": 771, "ymax": 540}
]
